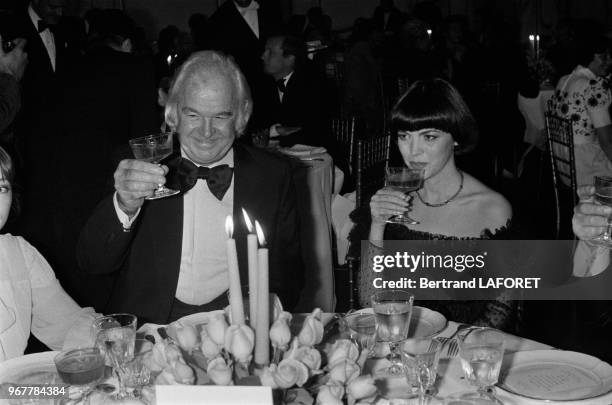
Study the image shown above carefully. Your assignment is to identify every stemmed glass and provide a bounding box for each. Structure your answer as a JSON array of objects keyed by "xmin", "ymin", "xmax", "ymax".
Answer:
[
  {"xmin": 401, "ymin": 337, "xmax": 443, "ymax": 404},
  {"xmin": 385, "ymin": 165, "xmax": 425, "ymax": 225},
  {"xmin": 92, "ymin": 313, "xmax": 137, "ymax": 400},
  {"xmin": 452, "ymin": 327, "xmax": 505, "ymax": 405},
  {"xmin": 589, "ymin": 176, "xmax": 612, "ymax": 248},
  {"xmin": 371, "ymin": 290, "xmax": 415, "ymax": 376},
  {"xmin": 129, "ymin": 132, "xmax": 179, "ymax": 199},
  {"xmin": 54, "ymin": 347, "xmax": 105, "ymax": 403},
  {"xmin": 344, "ymin": 311, "xmax": 377, "ymax": 357}
]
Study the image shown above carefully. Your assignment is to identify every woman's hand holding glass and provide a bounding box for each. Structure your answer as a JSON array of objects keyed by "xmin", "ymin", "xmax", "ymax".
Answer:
[
  {"xmin": 114, "ymin": 159, "xmax": 169, "ymax": 216},
  {"xmin": 370, "ymin": 188, "xmax": 412, "ymax": 225},
  {"xmin": 573, "ymin": 185, "xmax": 612, "ymax": 241}
]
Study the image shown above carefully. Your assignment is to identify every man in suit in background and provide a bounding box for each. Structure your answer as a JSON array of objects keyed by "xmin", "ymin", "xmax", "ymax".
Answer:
[
  {"xmin": 261, "ymin": 34, "xmax": 326, "ymax": 147},
  {"xmin": 0, "ymin": 36, "xmax": 27, "ymax": 153},
  {"xmin": 209, "ymin": 0, "xmax": 280, "ymax": 128},
  {"xmin": 77, "ymin": 51, "xmax": 303, "ymax": 323}
]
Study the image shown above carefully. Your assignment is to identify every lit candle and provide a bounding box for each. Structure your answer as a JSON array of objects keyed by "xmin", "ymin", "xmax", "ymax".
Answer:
[
  {"xmin": 426, "ymin": 29, "xmax": 432, "ymax": 38},
  {"xmin": 535, "ymin": 34, "xmax": 540, "ymax": 59},
  {"xmin": 242, "ymin": 208, "xmax": 258, "ymax": 327},
  {"xmin": 254, "ymin": 221, "xmax": 269, "ymax": 366},
  {"xmin": 529, "ymin": 34, "xmax": 535, "ymax": 55},
  {"xmin": 225, "ymin": 216, "xmax": 245, "ymax": 325},
  {"xmin": 166, "ymin": 55, "xmax": 172, "ymax": 68}
]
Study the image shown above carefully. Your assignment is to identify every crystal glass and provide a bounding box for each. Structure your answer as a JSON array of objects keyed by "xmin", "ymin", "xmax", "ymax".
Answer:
[
  {"xmin": 385, "ymin": 166, "xmax": 425, "ymax": 225},
  {"xmin": 123, "ymin": 339, "xmax": 154, "ymax": 397},
  {"xmin": 453, "ymin": 327, "xmax": 505, "ymax": 405},
  {"xmin": 344, "ymin": 311, "xmax": 377, "ymax": 357},
  {"xmin": 401, "ymin": 337, "xmax": 443, "ymax": 404},
  {"xmin": 589, "ymin": 176, "xmax": 612, "ymax": 248},
  {"xmin": 92, "ymin": 314, "xmax": 137, "ymax": 400},
  {"xmin": 371, "ymin": 290, "xmax": 414, "ymax": 375},
  {"xmin": 55, "ymin": 347, "xmax": 105, "ymax": 402},
  {"xmin": 129, "ymin": 132, "xmax": 179, "ymax": 199}
]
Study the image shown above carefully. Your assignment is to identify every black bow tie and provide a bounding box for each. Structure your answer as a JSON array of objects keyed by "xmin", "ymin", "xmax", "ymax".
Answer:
[
  {"xmin": 276, "ymin": 79, "xmax": 286, "ymax": 93},
  {"xmin": 37, "ymin": 20, "xmax": 51, "ymax": 33},
  {"xmin": 166, "ymin": 157, "xmax": 233, "ymax": 200}
]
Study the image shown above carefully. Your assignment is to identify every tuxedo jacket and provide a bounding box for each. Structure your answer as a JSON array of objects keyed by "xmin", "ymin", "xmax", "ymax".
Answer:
[
  {"xmin": 267, "ymin": 68, "xmax": 327, "ymax": 147},
  {"xmin": 77, "ymin": 143, "xmax": 304, "ymax": 324}
]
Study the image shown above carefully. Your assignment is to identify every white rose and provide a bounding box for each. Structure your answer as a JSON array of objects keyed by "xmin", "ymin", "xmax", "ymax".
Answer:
[
  {"xmin": 284, "ymin": 345, "xmax": 322, "ymax": 371},
  {"xmin": 270, "ymin": 311, "xmax": 292, "ymax": 350},
  {"xmin": 347, "ymin": 374, "xmax": 377, "ymax": 401},
  {"xmin": 224, "ymin": 324, "xmax": 255, "ymax": 363},
  {"xmin": 173, "ymin": 322, "xmax": 199, "ymax": 353},
  {"xmin": 328, "ymin": 359, "xmax": 360, "ymax": 384},
  {"xmin": 258, "ymin": 364, "xmax": 279, "ymax": 388},
  {"xmin": 327, "ymin": 339, "xmax": 360, "ymax": 367},
  {"xmin": 172, "ymin": 359, "xmax": 195, "ymax": 385},
  {"xmin": 206, "ymin": 313, "xmax": 229, "ymax": 346},
  {"xmin": 207, "ymin": 357, "xmax": 233, "ymax": 386},
  {"xmin": 316, "ymin": 381, "xmax": 344, "ymax": 405},
  {"xmin": 273, "ymin": 359, "xmax": 309, "ymax": 388},
  {"xmin": 298, "ymin": 308, "xmax": 324, "ymax": 346},
  {"xmin": 200, "ymin": 329, "xmax": 222, "ymax": 359}
]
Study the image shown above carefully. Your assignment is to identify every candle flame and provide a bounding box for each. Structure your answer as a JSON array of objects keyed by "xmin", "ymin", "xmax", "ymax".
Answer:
[
  {"xmin": 529, "ymin": 35, "xmax": 535, "ymax": 41},
  {"xmin": 166, "ymin": 55, "xmax": 172, "ymax": 65},
  {"xmin": 242, "ymin": 208, "xmax": 253, "ymax": 233},
  {"xmin": 536, "ymin": 35, "xmax": 540, "ymax": 41},
  {"xmin": 225, "ymin": 216, "xmax": 234, "ymax": 238},
  {"xmin": 426, "ymin": 29, "xmax": 432, "ymax": 35},
  {"xmin": 255, "ymin": 221, "xmax": 266, "ymax": 246}
]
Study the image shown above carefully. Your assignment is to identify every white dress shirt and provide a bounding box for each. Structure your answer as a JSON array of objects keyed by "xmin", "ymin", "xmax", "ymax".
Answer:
[
  {"xmin": 235, "ymin": 0, "xmax": 260, "ymax": 39},
  {"xmin": 28, "ymin": 5, "xmax": 56, "ymax": 72},
  {"xmin": 114, "ymin": 149, "xmax": 234, "ymax": 305}
]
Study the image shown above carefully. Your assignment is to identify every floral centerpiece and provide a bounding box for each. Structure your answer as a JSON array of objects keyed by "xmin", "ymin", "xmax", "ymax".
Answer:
[{"xmin": 140, "ymin": 307, "xmax": 379, "ymax": 405}]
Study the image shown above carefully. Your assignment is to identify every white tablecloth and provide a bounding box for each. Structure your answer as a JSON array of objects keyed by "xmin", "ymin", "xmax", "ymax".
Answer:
[{"xmin": 366, "ymin": 321, "xmax": 612, "ymax": 404}]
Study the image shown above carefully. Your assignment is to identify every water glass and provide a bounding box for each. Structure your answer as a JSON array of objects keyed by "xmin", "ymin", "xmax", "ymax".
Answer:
[
  {"xmin": 589, "ymin": 176, "xmax": 612, "ymax": 248},
  {"xmin": 54, "ymin": 347, "xmax": 105, "ymax": 403},
  {"xmin": 123, "ymin": 339, "xmax": 154, "ymax": 390},
  {"xmin": 372, "ymin": 290, "xmax": 414, "ymax": 375},
  {"xmin": 456, "ymin": 327, "xmax": 505, "ymax": 404},
  {"xmin": 401, "ymin": 337, "xmax": 443, "ymax": 403},
  {"xmin": 92, "ymin": 313, "xmax": 137, "ymax": 400}
]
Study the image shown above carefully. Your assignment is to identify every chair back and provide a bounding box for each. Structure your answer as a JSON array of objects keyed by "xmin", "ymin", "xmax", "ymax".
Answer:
[
  {"xmin": 545, "ymin": 101, "xmax": 577, "ymax": 238},
  {"xmin": 354, "ymin": 134, "xmax": 391, "ymax": 208},
  {"xmin": 331, "ymin": 116, "xmax": 357, "ymax": 169}
]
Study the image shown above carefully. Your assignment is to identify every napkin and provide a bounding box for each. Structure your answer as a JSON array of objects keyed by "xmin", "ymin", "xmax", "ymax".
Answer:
[{"xmin": 280, "ymin": 144, "xmax": 327, "ymax": 157}]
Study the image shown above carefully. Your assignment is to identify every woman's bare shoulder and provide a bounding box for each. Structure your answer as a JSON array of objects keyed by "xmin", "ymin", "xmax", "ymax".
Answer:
[{"xmin": 461, "ymin": 174, "xmax": 512, "ymax": 229}]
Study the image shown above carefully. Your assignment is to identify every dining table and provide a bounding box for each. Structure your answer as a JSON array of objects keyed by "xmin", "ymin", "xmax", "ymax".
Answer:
[{"xmin": 2, "ymin": 309, "xmax": 611, "ymax": 405}]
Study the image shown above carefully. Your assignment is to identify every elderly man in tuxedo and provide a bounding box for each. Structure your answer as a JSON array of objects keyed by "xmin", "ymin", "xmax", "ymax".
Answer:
[{"xmin": 77, "ymin": 51, "xmax": 304, "ymax": 324}]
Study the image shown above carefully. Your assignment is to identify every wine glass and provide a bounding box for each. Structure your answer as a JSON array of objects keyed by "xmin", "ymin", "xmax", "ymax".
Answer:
[
  {"xmin": 344, "ymin": 311, "xmax": 377, "ymax": 357},
  {"xmin": 371, "ymin": 290, "xmax": 414, "ymax": 376},
  {"xmin": 129, "ymin": 132, "xmax": 179, "ymax": 200},
  {"xmin": 588, "ymin": 176, "xmax": 612, "ymax": 248},
  {"xmin": 54, "ymin": 347, "xmax": 105, "ymax": 402},
  {"xmin": 401, "ymin": 337, "xmax": 443, "ymax": 404},
  {"xmin": 452, "ymin": 327, "xmax": 505, "ymax": 405},
  {"xmin": 385, "ymin": 166, "xmax": 425, "ymax": 225},
  {"xmin": 92, "ymin": 313, "xmax": 137, "ymax": 400}
]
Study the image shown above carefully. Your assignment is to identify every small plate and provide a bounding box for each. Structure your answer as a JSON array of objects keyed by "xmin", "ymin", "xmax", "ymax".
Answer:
[
  {"xmin": 499, "ymin": 350, "xmax": 612, "ymax": 401},
  {"xmin": 0, "ymin": 351, "xmax": 59, "ymax": 384}
]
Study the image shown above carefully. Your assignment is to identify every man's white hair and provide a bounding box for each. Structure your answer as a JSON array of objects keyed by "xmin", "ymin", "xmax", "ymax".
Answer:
[{"xmin": 164, "ymin": 51, "xmax": 253, "ymax": 136}]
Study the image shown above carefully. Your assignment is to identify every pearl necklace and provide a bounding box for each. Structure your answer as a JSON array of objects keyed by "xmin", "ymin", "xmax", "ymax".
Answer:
[{"xmin": 416, "ymin": 171, "xmax": 464, "ymax": 207}]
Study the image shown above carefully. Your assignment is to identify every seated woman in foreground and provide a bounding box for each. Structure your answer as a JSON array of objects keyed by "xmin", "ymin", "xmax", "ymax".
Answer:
[
  {"xmin": 356, "ymin": 78, "xmax": 516, "ymax": 331},
  {"xmin": 0, "ymin": 147, "xmax": 97, "ymax": 361}
]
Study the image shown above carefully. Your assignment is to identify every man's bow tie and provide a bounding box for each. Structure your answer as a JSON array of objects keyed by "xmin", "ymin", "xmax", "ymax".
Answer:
[
  {"xmin": 276, "ymin": 79, "xmax": 286, "ymax": 93},
  {"xmin": 166, "ymin": 157, "xmax": 233, "ymax": 200},
  {"xmin": 37, "ymin": 20, "xmax": 51, "ymax": 33}
]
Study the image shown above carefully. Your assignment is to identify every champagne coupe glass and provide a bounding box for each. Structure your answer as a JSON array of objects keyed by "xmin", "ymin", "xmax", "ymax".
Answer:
[
  {"xmin": 372, "ymin": 290, "xmax": 414, "ymax": 376},
  {"xmin": 385, "ymin": 165, "xmax": 425, "ymax": 225},
  {"xmin": 54, "ymin": 347, "xmax": 105, "ymax": 402},
  {"xmin": 129, "ymin": 132, "xmax": 179, "ymax": 200},
  {"xmin": 92, "ymin": 314, "xmax": 137, "ymax": 400},
  {"xmin": 589, "ymin": 176, "xmax": 612, "ymax": 248},
  {"xmin": 401, "ymin": 337, "xmax": 443, "ymax": 404},
  {"xmin": 454, "ymin": 327, "xmax": 505, "ymax": 405}
]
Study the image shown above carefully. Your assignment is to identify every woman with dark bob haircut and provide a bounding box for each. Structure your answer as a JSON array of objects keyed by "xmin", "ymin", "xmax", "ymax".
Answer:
[
  {"xmin": 0, "ymin": 147, "xmax": 98, "ymax": 361},
  {"xmin": 356, "ymin": 79, "xmax": 517, "ymax": 330}
]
